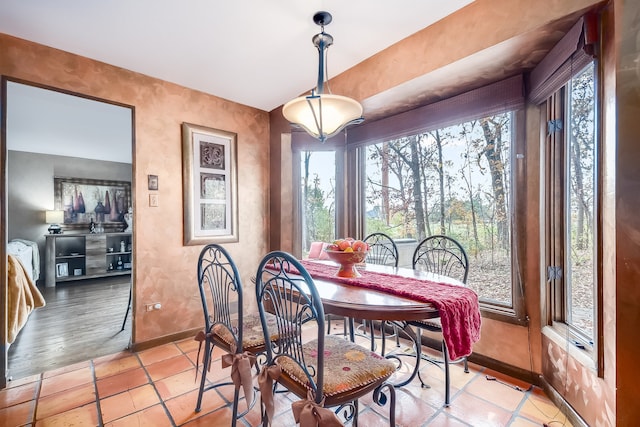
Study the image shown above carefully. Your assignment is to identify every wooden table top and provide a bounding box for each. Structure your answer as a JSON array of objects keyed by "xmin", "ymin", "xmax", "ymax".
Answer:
[{"xmin": 304, "ymin": 260, "xmax": 465, "ymax": 322}]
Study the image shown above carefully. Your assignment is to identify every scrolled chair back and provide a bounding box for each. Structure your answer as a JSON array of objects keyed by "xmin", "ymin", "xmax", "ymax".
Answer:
[
  {"xmin": 255, "ymin": 251, "xmax": 326, "ymax": 400},
  {"xmin": 364, "ymin": 232, "xmax": 399, "ymax": 267},
  {"xmin": 412, "ymin": 235, "xmax": 469, "ymax": 284},
  {"xmin": 197, "ymin": 243, "xmax": 244, "ymax": 349}
]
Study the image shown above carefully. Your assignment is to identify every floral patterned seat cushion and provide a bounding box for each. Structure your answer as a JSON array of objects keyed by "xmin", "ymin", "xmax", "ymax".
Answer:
[
  {"xmin": 212, "ymin": 311, "xmax": 279, "ymax": 351},
  {"xmin": 276, "ymin": 335, "xmax": 396, "ymax": 397}
]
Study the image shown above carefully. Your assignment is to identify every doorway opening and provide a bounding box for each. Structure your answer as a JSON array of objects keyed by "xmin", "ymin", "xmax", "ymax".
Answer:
[{"xmin": 2, "ymin": 78, "xmax": 135, "ymax": 383}]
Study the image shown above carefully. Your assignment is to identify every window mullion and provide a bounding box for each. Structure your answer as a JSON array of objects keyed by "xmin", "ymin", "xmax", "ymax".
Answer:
[{"xmin": 546, "ymin": 90, "xmax": 567, "ymax": 324}]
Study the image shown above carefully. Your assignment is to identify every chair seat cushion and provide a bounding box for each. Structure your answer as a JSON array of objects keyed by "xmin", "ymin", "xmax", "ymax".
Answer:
[
  {"xmin": 213, "ymin": 312, "xmax": 279, "ymax": 351},
  {"xmin": 409, "ymin": 317, "xmax": 442, "ymax": 332},
  {"xmin": 277, "ymin": 335, "xmax": 396, "ymax": 397}
]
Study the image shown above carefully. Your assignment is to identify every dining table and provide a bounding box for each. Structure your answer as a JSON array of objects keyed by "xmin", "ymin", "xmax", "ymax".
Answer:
[
  {"xmin": 301, "ymin": 260, "xmax": 462, "ymax": 320},
  {"xmin": 295, "ymin": 259, "xmax": 483, "ymax": 387}
]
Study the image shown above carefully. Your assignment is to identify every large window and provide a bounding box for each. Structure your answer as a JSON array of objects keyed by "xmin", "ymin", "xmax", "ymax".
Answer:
[
  {"xmin": 546, "ymin": 62, "xmax": 597, "ymax": 347},
  {"xmin": 299, "ymin": 150, "xmax": 337, "ymax": 256},
  {"xmin": 292, "ymin": 76, "xmax": 525, "ymax": 319},
  {"xmin": 362, "ymin": 113, "xmax": 514, "ymax": 306}
]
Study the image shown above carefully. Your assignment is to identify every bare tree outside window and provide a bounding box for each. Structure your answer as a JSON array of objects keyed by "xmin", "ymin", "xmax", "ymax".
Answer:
[
  {"xmin": 566, "ymin": 63, "xmax": 596, "ymax": 340},
  {"xmin": 365, "ymin": 113, "xmax": 513, "ymax": 305}
]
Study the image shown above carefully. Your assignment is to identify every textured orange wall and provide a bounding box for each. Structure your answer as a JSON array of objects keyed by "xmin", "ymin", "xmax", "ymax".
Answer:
[
  {"xmin": 542, "ymin": 333, "xmax": 615, "ymax": 426},
  {"xmin": 0, "ymin": 33, "xmax": 270, "ymax": 344},
  {"xmin": 328, "ymin": 0, "xmax": 605, "ymax": 102}
]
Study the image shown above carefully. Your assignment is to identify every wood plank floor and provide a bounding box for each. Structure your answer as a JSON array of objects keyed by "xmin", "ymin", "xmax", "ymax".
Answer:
[{"xmin": 7, "ymin": 276, "xmax": 131, "ymax": 381}]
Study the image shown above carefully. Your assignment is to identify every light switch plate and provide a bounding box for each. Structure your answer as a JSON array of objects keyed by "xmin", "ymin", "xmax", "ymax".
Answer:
[{"xmin": 149, "ymin": 194, "xmax": 159, "ymax": 207}]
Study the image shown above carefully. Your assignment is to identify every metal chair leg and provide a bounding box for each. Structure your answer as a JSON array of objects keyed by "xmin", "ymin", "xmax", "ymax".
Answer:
[
  {"xmin": 372, "ymin": 382, "xmax": 396, "ymax": 427},
  {"xmin": 231, "ymin": 386, "xmax": 240, "ymax": 427},
  {"xmin": 369, "ymin": 320, "xmax": 376, "ymax": 351},
  {"xmin": 353, "ymin": 399, "xmax": 359, "ymax": 426},
  {"xmin": 414, "ymin": 328, "xmax": 467, "ymax": 406},
  {"xmin": 327, "ymin": 314, "xmax": 348, "ymax": 337},
  {"xmin": 443, "ymin": 340, "xmax": 451, "ymax": 407},
  {"xmin": 380, "ymin": 322, "xmax": 387, "ymax": 356},
  {"xmin": 120, "ymin": 284, "xmax": 132, "ymax": 331},
  {"xmin": 195, "ymin": 340, "xmax": 212, "ymax": 412}
]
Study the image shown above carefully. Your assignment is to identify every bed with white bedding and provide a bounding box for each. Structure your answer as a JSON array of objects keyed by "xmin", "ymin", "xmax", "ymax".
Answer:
[{"xmin": 7, "ymin": 239, "xmax": 40, "ymax": 282}]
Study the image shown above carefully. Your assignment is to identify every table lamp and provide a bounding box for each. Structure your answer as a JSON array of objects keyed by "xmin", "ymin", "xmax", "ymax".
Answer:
[{"xmin": 45, "ymin": 210, "xmax": 64, "ymax": 234}]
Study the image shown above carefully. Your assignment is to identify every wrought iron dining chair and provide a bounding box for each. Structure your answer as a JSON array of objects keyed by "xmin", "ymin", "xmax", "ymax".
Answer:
[
  {"xmin": 194, "ymin": 244, "xmax": 279, "ymax": 426},
  {"xmin": 255, "ymin": 251, "xmax": 397, "ymax": 426},
  {"xmin": 410, "ymin": 234, "xmax": 470, "ymax": 406},
  {"xmin": 363, "ymin": 232, "xmax": 399, "ymax": 267},
  {"xmin": 359, "ymin": 232, "xmax": 400, "ymax": 350}
]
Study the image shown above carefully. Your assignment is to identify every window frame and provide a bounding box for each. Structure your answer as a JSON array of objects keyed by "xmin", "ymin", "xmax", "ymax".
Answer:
[
  {"xmin": 292, "ymin": 142, "xmax": 346, "ymax": 258},
  {"xmin": 543, "ymin": 61, "xmax": 601, "ymax": 368},
  {"xmin": 350, "ymin": 108, "xmax": 528, "ymax": 324}
]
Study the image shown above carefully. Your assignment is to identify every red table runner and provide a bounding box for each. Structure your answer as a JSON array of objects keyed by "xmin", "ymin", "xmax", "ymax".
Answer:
[{"xmin": 299, "ymin": 260, "xmax": 481, "ymax": 360}]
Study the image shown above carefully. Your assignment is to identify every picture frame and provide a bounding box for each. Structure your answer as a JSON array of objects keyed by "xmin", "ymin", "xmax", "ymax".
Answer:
[
  {"xmin": 56, "ymin": 262, "xmax": 69, "ymax": 278},
  {"xmin": 54, "ymin": 177, "xmax": 131, "ymax": 232},
  {"xmin": 148, "ymin": 174, "xmax": 158, "ymax": 190},
  {"xmin": 181, "ymin": 122, "xmax": 238, "ymax": 245}
]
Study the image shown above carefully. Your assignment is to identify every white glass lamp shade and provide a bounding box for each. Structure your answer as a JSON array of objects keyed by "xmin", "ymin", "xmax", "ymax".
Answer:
[
  {"xmin": 283, "ymin": 93, "xmax": 363, "ymax": 142},
  {"xmin": 45, "ymin": 210, "xmax": 65, "ymax": 234},
  {"xmin": 45, "ymin": 210, "xmax": 64, "ymax": 224}
]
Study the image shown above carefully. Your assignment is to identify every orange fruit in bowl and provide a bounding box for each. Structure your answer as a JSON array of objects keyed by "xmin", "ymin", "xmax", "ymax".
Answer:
[
  {"xmin": 352, "ymin": 240, "xmax": 368, "ymax": 252},
  {"xmin": 343, "ymin": 247, "xmax": 354, "ymax": 252},
  {"xmin": 337, "ymin": 240, "xmax": 352, "ymax": 251}
]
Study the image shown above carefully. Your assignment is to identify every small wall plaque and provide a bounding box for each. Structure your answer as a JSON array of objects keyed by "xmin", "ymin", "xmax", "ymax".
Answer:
[{"xmin": 148, "ymin": 174, "xmax": 159, "ymax": 190}]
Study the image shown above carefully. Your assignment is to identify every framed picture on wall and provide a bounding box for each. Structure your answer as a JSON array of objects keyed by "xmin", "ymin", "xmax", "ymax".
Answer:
[
  {"xmin": 181, "ymin": 122, "xmax": 238, "ymax": 245},
  {"xmin": 54, "ymin": 177, "xmax": 131, "ymax": 232},
  {"xmin": 148, "ymin": 174, "xmax": 159, "ymax": 191}
]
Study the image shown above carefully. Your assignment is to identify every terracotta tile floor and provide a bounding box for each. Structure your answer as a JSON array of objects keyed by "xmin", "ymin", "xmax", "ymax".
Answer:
[{"xmin": 0, "ymin": 335, "xmax": 572, "ymax": 426}]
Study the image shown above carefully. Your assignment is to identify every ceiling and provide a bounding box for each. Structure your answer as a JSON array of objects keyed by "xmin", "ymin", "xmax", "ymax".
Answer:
[
  {"xmin": 1, "ymin": 1, "xmax": 584, "ymax": 163},
  {"xmin": 6, "ymin": 81, "xmax": 133, "ymax": 164},
  {"xmin": 0, "ymin": 0, "xmax": 475, "ymax": 112}
]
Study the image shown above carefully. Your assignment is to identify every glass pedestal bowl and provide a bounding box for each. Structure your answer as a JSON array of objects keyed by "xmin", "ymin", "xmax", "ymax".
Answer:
[{"xmin": 324, "ymin": 249, "xmax": 368, "ymax": 278}]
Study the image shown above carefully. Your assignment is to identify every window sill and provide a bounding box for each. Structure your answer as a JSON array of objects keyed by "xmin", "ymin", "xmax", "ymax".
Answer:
[
  {"xmin": 542, "ymin": 325, "xmax": 596, "ymax": 371},
  {"xmin": 480, "ymin": 303, "xmax": 528, "ymax": 326}
]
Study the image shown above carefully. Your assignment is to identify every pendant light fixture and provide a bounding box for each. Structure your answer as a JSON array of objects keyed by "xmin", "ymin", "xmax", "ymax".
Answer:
[{"xmin": 282, "ymin": 11, "xmax": 364, "ymax": 142}]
